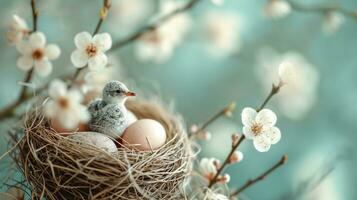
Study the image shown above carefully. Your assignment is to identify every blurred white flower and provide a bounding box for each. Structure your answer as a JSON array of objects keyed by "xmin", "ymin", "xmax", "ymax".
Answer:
[
  {"xmin": 135, "ymin": 0, "xmax": 191, "ymax": 63},
  {"xmin": 211, "ymin": 0, "xmax": 224, "ymax": 6},
  {"xmin": 200, "ymin": 158, "xmax": 218, "ymax": 180},
  {"xmin": 202, "ymin": 10, "xmax": 241, "ymax": 58},
  {"xmin": 205, "ymin": 189, "xmax": 229, "ymax": 200},
  {"xmin": 109, "ymin": 0, "xmax": 151, "ymax": 35},
  {"xmin": 278, "ymin": 61, "xmax": 296, "ymax": 84},
  {"xmin": 256, "ymin": 47, "xmax": 319, "ymax": 120},
  {"xmin": 264, "ymin": 0, "xmax": 291, "ymax": 19},
  {"xmin": 323, "ymin": 11, "xmax": 345, "ymax": 34},
  {"xmin": 71, "ymin": 31, "xmax": 112, "ymax": 71},
  {"xmin": 44, "ymin": 79, "xmax": 90, "ymax": 130},
  {"xmin": 229, "ymin": 150, "xmax": 244, "ymax": 163},
  {"xmin": 241, "ymin": 107, "xmax": 281, "ymax": 152},
  {"xmin": 7, "ymin": 15, "xmax": 29, "ymax": 45},
  {"xmin": 0, "ymin": 186, "xmax": 24, "ymax": 200},
  {"xmin": 16, "ymin": 32, "xmax": 60, "ymax": 77}
]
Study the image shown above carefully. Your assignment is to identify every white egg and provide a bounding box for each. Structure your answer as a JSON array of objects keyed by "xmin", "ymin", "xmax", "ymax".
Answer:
[
  {"xmin": 68, "ymin": 132, "xmax": 118, "ymax": 153},
  {"xmin": 122, "ymin": 119, "xmax": 167, "ymax": 151}
]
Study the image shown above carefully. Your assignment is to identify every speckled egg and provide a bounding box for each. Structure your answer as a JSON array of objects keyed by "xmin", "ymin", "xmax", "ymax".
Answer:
[{"xmin": 68, "ymin": 132, "xmax": 118, "ymax": 153}]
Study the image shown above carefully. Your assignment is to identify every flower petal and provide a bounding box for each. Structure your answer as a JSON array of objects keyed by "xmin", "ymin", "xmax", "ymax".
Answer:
[
  {"xmin": 241, "ymin": 107, "xmax": 257, "ymax": 127},
  {"xmin": 264, "ymin": 126, "xmax": 281, "ymax": 144},
  {"xmin": 278, "ymin": 61, "xmax": 296, "ymax": 84},
  {"xmin": 78, "ymin": 106, "xmax": 90, "ymax": 122},
  {"xmin": 17, "ymin": 56, "xmax": 33, "ymax": 71},
  {"xmin": 16, "ymin": 40, "xmax": 31, "ymax": 55},
  {"xmin": 68, "ymin": 89, "xmax": 83, "ymax": 103},
  {"xmin": 256, "ymin": 109, "xmax": 277, "ymax": 127},
  {"xmin": 71, "ymin": 49, "xmax": 88, "ymax": 68},
  {"xmin": 88, "ymin": 52, "xmax": 107, "ymax": 71},
  {"xmin": 74, "ymin": 31, "xmax": 92, "ymax": 50},
  {"xmin": 29, "ymin": 32, "xmax": 46, "ymax": 48},
  {"xmin": 242, "ymin": 126, "xmax": 255, "ymax": 139},
  {"xmin": 34, "ymin": 59, "xmax": 52, "ymax": 77},
  {"xmin": 253, "ymin": 136, "xmax": 271, "ymax": 152},
  {"xmin": 49, "ymin": 79, "xmax": 67, "ymax": 99},
  {"xmin": 59, "ymin": 111, "xmax": 79, "ymax": 129},
  {"xmin": 93, "ymin": 33, "xmax": 112, "ymax": 51},
  {"xmin": 44, "ymin": 100, "xmax": 57, "ymax": 118},
  {"xmin": 199, "ymin": 158, "xmax": 217, "ymax": 177},
  {"xmin": 45, "ymin": 44, "xmax": 61, "ymax": 60}
]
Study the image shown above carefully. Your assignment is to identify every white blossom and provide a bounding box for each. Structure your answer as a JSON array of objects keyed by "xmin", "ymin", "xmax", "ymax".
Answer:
[
  {"xmin": 323, "ymin": 11, "xmax": 345, "ymax": 34},
  {"xmin": 205, "ymin": 189, "xmax": 229, "ymax": 200},
  {"xmin": 109, "ymin": 0, "xmax": 151, "ymax": 35},
  {"xmin": 264, "ymin": 0, "xmax": 291, "ymax": 19},
  {"xmin": 16, "ymin": 32, "xmax": 61, "ymax": 77},
  {"xmin": 241, "ymin": 107, "xmax": 281, "ymax": 152},
  {"xmin": 71, "ymin": 31, "xmax": 112, "ymax": 71},
  {"xmin": 135, "ymin": 0, "xmax": 191, "ymax": 63},
  {"xmin": 7, "ymin": 14, "xmax": 29, "ymax": 45},
  {"xmin": 211, "ymin": 0, "xmax": 224, "ymax": 6},
  {"xmin": 199, "ymin": 158, "xmax": 218, "ymax": 180},
  {"xmin": 44, "ymin": 79, "xmax": 90, "ymax": 130},
  {"xmin": 256, "ymin": 47, "xmax": 319, "ymax": 120},
  {"xmin": 202, "ymin": 10, "xmax": 241, "ymax": 58}
]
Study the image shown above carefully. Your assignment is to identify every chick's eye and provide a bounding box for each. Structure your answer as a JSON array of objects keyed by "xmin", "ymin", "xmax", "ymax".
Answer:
[{"xmin": 116, "ymin": 90, "xmax": 121, "ymax": 93}]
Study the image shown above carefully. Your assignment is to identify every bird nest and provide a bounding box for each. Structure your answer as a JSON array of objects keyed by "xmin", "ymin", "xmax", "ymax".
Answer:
[{"xmin": 12, "ymin": 99, "xmax": 193, "ymax": 200}]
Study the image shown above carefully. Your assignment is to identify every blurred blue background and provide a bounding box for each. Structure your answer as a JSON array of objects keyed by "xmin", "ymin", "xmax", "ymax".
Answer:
[{"xmin": 0, "ymin": 0, "xmax": 356, "ymax": 199}]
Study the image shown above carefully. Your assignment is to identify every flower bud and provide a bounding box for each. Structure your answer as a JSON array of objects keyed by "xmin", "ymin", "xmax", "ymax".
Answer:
[
  {"xmin": 213, "ymin": 159, "xmax": 221, "ymax": 169},
  {"xmin": 231, "ymin": 133, "xmax": 240, "ymax": 147},
  {"xmin": 189, "ymin": 124, "xmax": 199, "ymax": 133},
  {"xmin": 223, "ymin": 101, "xmax": 236, "ymax": 117},
  {"xmin": 217, "ymin": 173, "xmax": 230, "ymax": 184},
  {"xmin": 198, "ymin": 130, "xmax": 212, "ymax": 140},
  {"xmin": 229, "ymin": 151, "xmax": 243, "ymax": 164}
]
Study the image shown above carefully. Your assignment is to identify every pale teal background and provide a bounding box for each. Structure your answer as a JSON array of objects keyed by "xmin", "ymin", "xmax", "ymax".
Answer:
[{"xmin": 0, "ymin": 0, "xmax": 357, "ymax": 199}]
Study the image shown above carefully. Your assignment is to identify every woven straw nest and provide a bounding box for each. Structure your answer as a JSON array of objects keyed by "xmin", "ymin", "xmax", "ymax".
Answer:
[{"xmin": 13, "ymin": 99, "xmax": 193, "ymax": 200}]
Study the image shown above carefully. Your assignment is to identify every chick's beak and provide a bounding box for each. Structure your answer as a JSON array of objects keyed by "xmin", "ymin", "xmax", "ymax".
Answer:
[{"xmin": 125, "ymin": 91, "xmax": 136, "ymax": 97}]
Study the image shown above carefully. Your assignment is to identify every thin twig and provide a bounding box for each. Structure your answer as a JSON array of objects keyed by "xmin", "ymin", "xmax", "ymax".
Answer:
[
  {"xmin": 230, "ymin": 155, "xmax": 288, "ymax": 197},
  {"xmin": 189, "ymin": 102, "xmax": 236, "ymax": 139},
  {"xmin": 287, "ymin": 0, "xmax": 357, "ymax": 19},
  {"xmin": 257, "ymin": 82, "xmax": 282, "ymax": 112},
  {"xmin": 0, "ymin": 0, "xmax": 38, "ymax": 121},
  {"xmin": 208, "ymin": 135, "xmax": 245, "ymax": 188},
  {"xmin": 110, "ymin": 0, "xmax": 202, "ymax": 51},
  {"xmin": 72, "ymin": 0, "xmax": 111, "ymax": 81}
]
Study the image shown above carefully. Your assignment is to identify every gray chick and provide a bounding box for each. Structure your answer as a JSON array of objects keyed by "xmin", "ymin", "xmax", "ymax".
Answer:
[{"xmin": 88, "ymin": 81, "xmax": 136, "ymax": 138}]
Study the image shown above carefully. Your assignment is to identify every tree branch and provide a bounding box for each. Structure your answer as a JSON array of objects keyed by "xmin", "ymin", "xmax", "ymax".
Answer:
[
  {"xmin": 110, "ymin": 0, "xmax": 202, "ymax": 51},
  {"xmin": 257, "ymin": 82, "xmax": 282, "ymax": 112},
  {"xmin": 208, "ymin": 135, "xmax": 246, "ymax": 188},
  {"xmin": 287, "ymin": 0, "xmax": 357, "ymax": 19},
  {"xmin": 0, "ymin": 0, "xmax": 38, "ymax": 121},
  {"xmin": 230, "ymin": 155, "xmax": 288, "ymax": 197},
  {"xmin": 189, "ymin": 102, "xmax": 236, "ymax": 139}
]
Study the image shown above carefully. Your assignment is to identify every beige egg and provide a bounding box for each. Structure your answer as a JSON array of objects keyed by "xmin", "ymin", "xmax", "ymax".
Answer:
[{"xmin": 122, "ymin": 119, "xmax": 167, "ymax": 151}]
